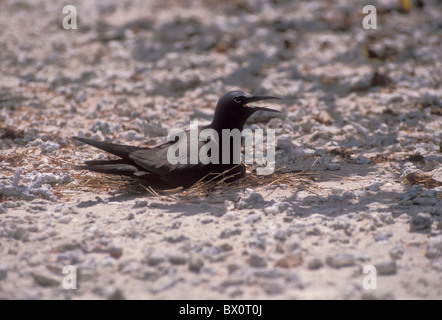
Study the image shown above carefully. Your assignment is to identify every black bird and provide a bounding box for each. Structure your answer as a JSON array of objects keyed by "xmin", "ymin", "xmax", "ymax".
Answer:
[{"xmin": 73, "ymin": 91, "xmax": 281, "ymax": 190}]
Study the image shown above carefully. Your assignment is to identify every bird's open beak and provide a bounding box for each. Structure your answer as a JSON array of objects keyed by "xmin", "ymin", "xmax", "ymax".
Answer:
[{"xmin": 243, "ymin": 95, "xmax": 281, "ymax": 113}]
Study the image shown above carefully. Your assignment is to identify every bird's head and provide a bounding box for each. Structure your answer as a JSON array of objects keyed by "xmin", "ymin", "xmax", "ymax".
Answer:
[{"xmin": 210, "ymin": 90, "xmax": 281, "ymax": 131}]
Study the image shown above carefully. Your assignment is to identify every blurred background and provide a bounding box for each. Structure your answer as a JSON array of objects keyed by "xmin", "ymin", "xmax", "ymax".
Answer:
[{"xmin": 0, "ymin": 0, "xmax": 440, "ymax": 146}]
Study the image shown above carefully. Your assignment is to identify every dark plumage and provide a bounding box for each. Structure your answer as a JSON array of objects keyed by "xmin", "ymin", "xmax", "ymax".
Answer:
[{"xmin": 73, "ymin": 91, "xmax": 280, "ymax": 189}]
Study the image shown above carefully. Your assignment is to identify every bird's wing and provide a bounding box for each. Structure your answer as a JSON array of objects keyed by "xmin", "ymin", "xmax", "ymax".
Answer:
[{"xmin": 128, "ymin": 139, "xmax": 205, "ymax": 175}]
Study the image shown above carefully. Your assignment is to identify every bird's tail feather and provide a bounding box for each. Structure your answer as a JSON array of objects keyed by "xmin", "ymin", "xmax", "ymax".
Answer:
[
  {"xmin": 75, "ymin": 162, "xmax": 142, "ymax": 177},
  {"xmin": 84, "ymin": 159, "xmax": 129, "ymax": 166},
  {"xmin": 73, "ymin": 136, "xmax": 143, "ymax": 158}
]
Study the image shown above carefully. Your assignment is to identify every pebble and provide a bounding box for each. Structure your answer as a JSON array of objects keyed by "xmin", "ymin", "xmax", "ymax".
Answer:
[
  {"xmin": 342, "ymin": 191, "xmax": 356, "ymax": 200},
  {"xmin": 107, "ymin": 288, "xmax": 126, "ymax": 300},
  {"xmin": 366, "ymin": 181, "xmax": 382, "ymax": 192},
  {"xmin": 326, "ymin": 162, "xmax": 341, "ymax": 171},
  {"xmin": 248, "ymin": 238, "xmax": 267, "ymax": 251},
  {"xmin": 171, "ymin": 221, "xmax": 181, "ymax": 229},
  {"xmin": 165, "ymin": 235, "xmax": 188, "ymax": 243},
  {"xmin": 222, "ymin": 212, "xmax": 236, "ymax": 220},
  {"xmin": 389, "ymin": 245, "xmax": 404, "ymax": 260},
  {"xmin": 412, "ymin": 197, "xmax": 437, "ymax": 206},
  {"xmin": 245, "ymin": 212, "xmax": 262, "ymax": 224},
  {"xmin": 425, "ymin": 237, "xmax": 442, "ymax": 259},
  {"xmin": 124, "ymin": 130, "xmax": 143, "ymax": 141},
  {"xmin": 56, "ymin": 241, "xmax": 84, "ymax": 252},
  {"xmin": 13, "ymin": 168, "xmax": 23, "ymax": 187},
  {"xmin": 263, "ymin": 205, "xmax": 280, "ymax": 215},
  {"xmin": 307, "ymin": 257, "xmax": 324, "ymax": 270},
  {"xmin": 375, "ymin": 260, "xmax": 397, "ymax": 275},
  {"xmin": 107, "ymin": 245, "xmax": 124, "ymax": 259},
  {"xmin": 331, "ymin": 187, "xmax": 344, "ymax": 195},
  {"xmin": 409, "ymin": 212, "xmax": 432, "ymax": 232},
  {"xmin": 91, "ymin": 120, "xmax": 111, "ymax": 134},
  {"xmin": 57, "ymin": 216, "xmax": 71, "ymax": 224},
  {"xmin": 294, "ymin": 190, "xmax": 313, "ymax": 201},
  {"xmin": 264, "ymin": 202, "xmax": 290, "ymax": 215},
  {"xmin": 225, "ymin": 287, "xmax": 243, "ymax": 298},
  {"xmin": 102, "ymin": 255, "xmax": 117, "ymax": 267},
  {"xmin": 374, "ymin": 232, "xmax": 392, "ymax": 242},
  {"xmin": 60, "ymin": 205, "xmax": 79, "ymax": 215},
  {"xmin": 219, "ymin": 228, "xmax": 241, "ymax": 239},
  {"xmin": 327, "ymin": 194, "xmax": 342, "ymax": 202},
  {"xmin": 285, "ymin": 235, "xmax": 301, "ymax": 253},
  {"xmin": 3, "ymin": 224, "xmax": 29, "ymax": 241},
  {"xmin": 1, "ymin": 171, "xmax": 71, "ymax": 202},
  {"xmin": 236, "ymin": 190, "xmax": 266, "ymax": 209},
  {"xmin": 248, "ymin": 254, "xmax": 267, "ymax": 268},
  {"xmin": 354, "ymin": 155, "xmax": 371, "ymax": 165},
  {"xmin": 188, "ymin": 257, "xmax": 204, "ymax": 273},
  {"xmin": 32, "ymin": 270, "xmax": 60, "ymax": 287},
  {"xmin": 354, "ymin": 190, "xmax": 370, "ymax": 199},
  {"xmin": 380, "ymin": 213, "xmax": 394, "ymax": 225},
  {"xmin": 203, "ymin": 246, "xmax": 222, "ymax": 257},
  {"xmin": 263, "ymin": 280, "xmax": 285, "ymax": 295},
  {"xmin": 168, "ymin": 254, "xmax": 188, "ymax": 265},
  {"xmin": 326, "ymin": 253, "xmax": 356, "ymax": 268},
  {"xmin": 126, "ymin": 213, "xmax": 135, "ymax": 220},
  {"xmin": 1, "ymin": 201, "xmax": 23, "ymax": 208},
  {"xmin": 431, "ymin": 259, "xmax": 442, "ymax": 272},
  {"xmin": 277, "ymin": 134, "xmax": 293, "ymax": 151},
  {"xmin": 253, "ymin": 268, "xmax": 285, "ymax": 279},
  {"xmin": 40, "ymin": 141, "xmax": 60, "ymax": 154},
  {"xmin": 0, "ymin": 265, "xmax": 8, "ymax": 280},
  {"xmin": 133, "ymin": 200, "xmax": 148, "ymax": 208},
  {"xmin": 273, "ymin": 229, "xmax": 289, "ymax": 242},
  {"xmin": 400, "ymin": 189, "xmax": 418, "ymax": 201},
  {"xmin": 422, "ymin": 189, "xmax": 438, "ymax": 199},
  {"xmin": 220, "ymin": 243, "xmax": 233, "ymax": 252},
  {"xmin": 146, "ymin": 255, "xmax": 166, "ymax": 267}
]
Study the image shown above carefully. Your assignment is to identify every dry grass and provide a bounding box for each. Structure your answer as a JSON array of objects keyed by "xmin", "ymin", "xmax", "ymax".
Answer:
[
  {"xmin": 60, "ymin": 160, "xmax": 320, "ymax": 199},
  {"xmin": 179, "ymin": 159, "xmax": 320, "ymax": 198}
]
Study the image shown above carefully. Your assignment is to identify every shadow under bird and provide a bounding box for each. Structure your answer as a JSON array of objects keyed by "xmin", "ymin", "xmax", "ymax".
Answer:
[{"xmin": 73, "ymin": 91, "xmax": 281, "ymax": 190}]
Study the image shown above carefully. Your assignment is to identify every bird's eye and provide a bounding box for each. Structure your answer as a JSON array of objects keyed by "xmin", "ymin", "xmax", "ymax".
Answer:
[{"xmin": 233, "ymin": 97, "xmax": 243, "ymax": 104}]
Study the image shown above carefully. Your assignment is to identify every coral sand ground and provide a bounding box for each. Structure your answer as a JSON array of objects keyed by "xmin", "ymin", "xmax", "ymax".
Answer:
[{"xmin": 0, "ymin": 0, "xmax": 441, "ymax": 299}]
